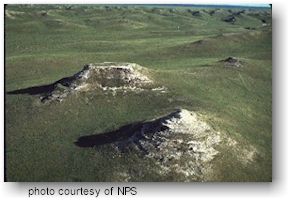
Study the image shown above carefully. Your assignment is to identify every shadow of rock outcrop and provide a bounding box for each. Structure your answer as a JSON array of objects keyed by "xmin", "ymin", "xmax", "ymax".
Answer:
[
  {"xmin": 7, "ymin": 84, "xmax": 55, "ymax": 95},
  {"xmin": 75, "ymin": 110, "xmax": 179, "ymax": 149},
  {"xmin": 7, "ymin": 76, "xmax": 75, "ymax": 95},
  {"xmin": 7, "ymin": 75, "xmax": 77, "ymax": 102},
  {"xmin": 75, "ymin": 121, "xmax": 149, "ymax": 148}
]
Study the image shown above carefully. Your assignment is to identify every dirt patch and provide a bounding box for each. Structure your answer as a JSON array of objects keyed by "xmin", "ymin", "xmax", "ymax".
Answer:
[
  {"xmin": 7, "ymin": 62, "xmax": 167, "ymax": 103},
  {"xmin": 75, "ymin": 109, "xmax": 221, "ymax": 181}
]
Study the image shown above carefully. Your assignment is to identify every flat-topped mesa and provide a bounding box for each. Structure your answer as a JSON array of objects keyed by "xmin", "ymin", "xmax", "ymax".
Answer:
[
  {"xmin": 7, "ymin": 62, "xmax": 167, "ymax": 102},
  {"xmin": 74, "ymin": 62, "xmax": 153, "ymax": 90},
  {"xmin": 44, "ymin": 62, "xmax": 157, "ymax": 102},
  {"xmin": 8, "ymin": 62, "xmax": 166, "ymax": 103}
]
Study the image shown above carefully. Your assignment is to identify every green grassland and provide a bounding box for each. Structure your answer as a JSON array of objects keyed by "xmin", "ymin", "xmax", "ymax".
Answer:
[{"xmin": 5, "ymin": 5, "xmax": 272, "ymax": 181}]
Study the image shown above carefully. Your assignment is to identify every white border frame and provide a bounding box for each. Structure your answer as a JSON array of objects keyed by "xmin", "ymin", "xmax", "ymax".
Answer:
[{"xmin": 1, "ymin": 1, "xmax": 289, "ymax": 199}]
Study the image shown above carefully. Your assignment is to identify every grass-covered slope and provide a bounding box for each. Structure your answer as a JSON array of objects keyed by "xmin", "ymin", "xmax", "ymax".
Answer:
[{"xmin": 5, "ymin": 5, "xmax": 272, "ymax": 181}]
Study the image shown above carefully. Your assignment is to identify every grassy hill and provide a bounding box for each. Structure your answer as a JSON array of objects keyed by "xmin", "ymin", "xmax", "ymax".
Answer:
[{"xmin": 5, "ymin": 4, "xmax": 272, "ymax": 181}]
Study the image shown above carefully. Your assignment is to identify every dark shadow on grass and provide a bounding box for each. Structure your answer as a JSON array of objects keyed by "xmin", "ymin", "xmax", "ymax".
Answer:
[
  {"xmin": 74, "ymin": 110, "xmax": 181, "ymax": 148},
  {"xmin": 74, "ymin": 122, "xmax": 145, "ymax": 148},
  {"xmin": 6, "ymin": 83, "xmax": 56, "ymax": 95},
  {"xmin": 6, "ymin": 76, "xmax": 76, "ymax": 96}
]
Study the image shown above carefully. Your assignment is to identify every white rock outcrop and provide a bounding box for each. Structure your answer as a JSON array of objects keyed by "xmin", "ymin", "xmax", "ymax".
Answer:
[{"xmin": 113, "ymin": 109, "xmax": 221, "ymax": 181}]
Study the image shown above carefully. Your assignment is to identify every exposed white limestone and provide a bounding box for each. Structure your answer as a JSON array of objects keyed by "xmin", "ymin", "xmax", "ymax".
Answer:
[{"xmin": 114, "ymin": 109, "xmax": 222, "ymax": 181}]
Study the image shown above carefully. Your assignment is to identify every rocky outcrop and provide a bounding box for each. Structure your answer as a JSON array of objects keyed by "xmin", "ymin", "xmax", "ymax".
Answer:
[
  {"xmin": 223, "ymin": 15, "xmax": 236, "ymax": 24},
  {"xmin": 8, "ymin": 62, "xmax": 167, "ymax": 103},
  {"xmin": 75, "ymin": 109, "xmax": 221, "ymax": 181},
  {"xmin": 220, "ymin": 57, "xmax": 243, "ymax": 68}
]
